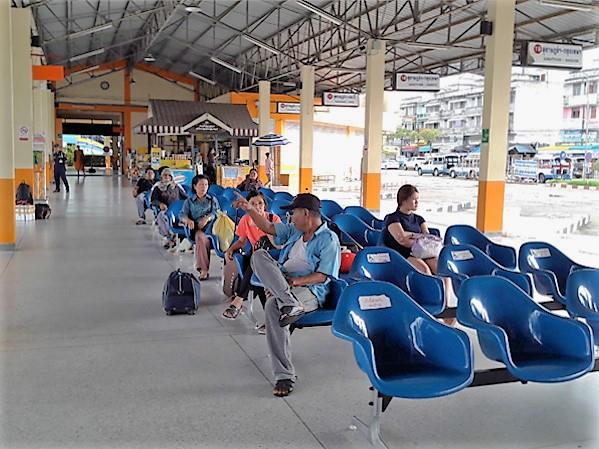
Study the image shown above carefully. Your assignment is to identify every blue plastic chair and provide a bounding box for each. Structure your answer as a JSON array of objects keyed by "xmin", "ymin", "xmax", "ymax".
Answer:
[
  {"xmin": 291, "ymin": 278, "xmax": 348, "ymax": 329},
  {"xmin": 566, "ymin": 269, "xmax": 599, "ymax": 339},
  {"xmin": 268, "ymin": 199, "xmax": 291, "ymax": 222},
  {"xmin": 259, "ymin": 187, "xmax": 275, "ymax": 200},
  {"xmin": 273, "ymin": 191, "xmax": 294, "ymax": 202},
  {"xmin": 332, "ymin": 281, "xmax": 474, "ymax": 398},
  {"xmin": 444, "ymin": 224, "xmax": 517, "ymax": 269},
  {"xmin": 208, "ymin": 184, "xmax": 225, "ymax": 197},
  {"xmin": 219, "ymin": 201, "xmax": 245, "ymax": 225},
  {"xmin": 519, "ymin": 241, "xmax": 593, "ymax": 305},
  {"xmin": 347, "ymin": 246, "xmax": 445, "ymax": 315},
  {"xmin": 333, "ymin": 214, "xmax": 378, "ymax": 249},
  {"xmin": 181, "ymin": 184, "xmax": 193, "ymax": 196},
  {"xmin": 458, "ymin": 276, "xmax": 594, "ymax": 383},
  {"xmin": 344, "ymin": 206, "xmax": 385, "ymax": 230},
  {"xmin": 222, "ymin": 187, "xmax": 242, "ymax": 201},
  {"xmin": 438, "ymin": 244, "xmax": 532, "ymax": 296},
  {"xmin": 320, "ymin": 199, "xmax": 344, "ymax": 221}
]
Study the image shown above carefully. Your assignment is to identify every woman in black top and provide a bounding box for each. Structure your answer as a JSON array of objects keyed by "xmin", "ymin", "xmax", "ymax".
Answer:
[{"xmin": 381, "ymin": 184, "xmax": 439, "ymax": 275}]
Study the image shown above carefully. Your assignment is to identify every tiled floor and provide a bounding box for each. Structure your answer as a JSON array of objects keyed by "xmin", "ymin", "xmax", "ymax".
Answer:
[{"xmin": 1, "ymin": 176, "xmax": 597, "ymax": 449}]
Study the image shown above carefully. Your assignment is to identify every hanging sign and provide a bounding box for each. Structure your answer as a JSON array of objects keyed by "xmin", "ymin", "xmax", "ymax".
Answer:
[
  {"xmin": 18, "ymin": 125, "xmax": 30, "ymax": 141},
  {"xmin": 276, "ymin": 102, "xmax": 301, "ymax": 114},
  {"xmin": 191, "ymin": 120, "xmax": 224, "ymax": 134},
  {"xmin": 520, "ymin": 41, "xmax": 583, "ymax": 70},
  {"xmin": 322, "ymin": 92, "xmax": 360, "ymax": 107},
  {"xmin": 393, "ymin": 73, "xmax": 440, "ymax": 91}
]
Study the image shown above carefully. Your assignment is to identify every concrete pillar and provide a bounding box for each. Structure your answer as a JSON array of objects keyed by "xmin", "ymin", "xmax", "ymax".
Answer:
[
  {"xmin": 299, "ymin": 65, "xmax": 314, "ymax": 193},
  {"xmin": 123, "ymin": 69, "xmax": 132, "ymax": 176},
  {"xmin": 362, "ymin": 39, "xmax": 385, "ymax": 211},
  {"xmin": 258, "ymin": 80, "xmax": 271, "ymax": 182},
  {"xmin": 0, "ymin": 1, "xmax": 16, "ymax": 249},
  {"xmin": 33, "ymin": 82, "xmax": 48, "ymax": 189},
  {"xmin": 476, "ymin": 0, "xmax": 516, "ymax": 233},
  {"xmin": 11, "ymin": 8, "xmax": 34, "ymax": 191}
]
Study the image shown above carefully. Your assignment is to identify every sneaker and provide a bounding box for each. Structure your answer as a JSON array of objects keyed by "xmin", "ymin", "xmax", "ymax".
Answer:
[
  {"xmin": 135, "ymin": 219, "xmax": 146, "ymax": 225},
  {"xmin": 279, "ymin": 306, "xmax": 305, "ymax": 327},
  {"xmin": 179, "ymin": 239, "xmax": 193, "ymax": 252},
  {"xmin": 257, "ymin": 324, "xmax": 266, "ymax": 335}
]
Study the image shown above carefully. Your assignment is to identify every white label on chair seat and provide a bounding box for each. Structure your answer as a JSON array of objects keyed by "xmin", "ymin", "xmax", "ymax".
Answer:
[
  {"xmin": 531, "ymin": 248, "xmax": 551, "ymax": 258},
  {"xmin": 366, "ymin": 253, "xmax": 391, "ymax": 264},
  {"xmin": 358, "ymin": 295, "xmax": 391, "ymax": 310},
  {"xmin": 451, "ymin": 250, "xmax": 473, "ymax": 261}
]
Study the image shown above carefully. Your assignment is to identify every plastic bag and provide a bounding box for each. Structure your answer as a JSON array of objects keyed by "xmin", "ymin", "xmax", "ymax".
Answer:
[
  {"xmin": 212, "ymin": 212, "xmax": 235, "ymax": 251},
  {"xmin": 411, "ymin": 234, "xmax": 443, "ymax": 259}
]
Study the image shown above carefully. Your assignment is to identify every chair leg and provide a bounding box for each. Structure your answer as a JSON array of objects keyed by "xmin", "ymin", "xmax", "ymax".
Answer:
[
  {"xmin": 244, "ymin": 290, "xmax": 259, "ymax": 329},
  {"xmin": 350, "ymin": 388, "xmax": 389, "ymax": 449}
]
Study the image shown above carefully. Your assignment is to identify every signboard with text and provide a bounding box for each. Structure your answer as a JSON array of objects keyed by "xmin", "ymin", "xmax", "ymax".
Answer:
[
  {"xmin": 394, "ymin": 73, "xmax": 440, "ymax": 91},
  {"xmin": 276, "ymin": 102, "xmax": 301, "ymax": 114},
  {"xmin": 191, "ymin": 120, "xmax": 224, "ymax": 134},
  {"xmin": 520, "ymin": 41, "xmax": 583, "ymax": 70},
  {"xmin": 322, "ymin": 92, "xmax": 360, "ymax": 107}
]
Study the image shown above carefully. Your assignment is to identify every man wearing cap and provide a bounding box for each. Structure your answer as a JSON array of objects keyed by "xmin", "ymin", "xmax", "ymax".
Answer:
[{"xmin": 233, "ymin": 192, "xmax": 341, "ymax": 397}]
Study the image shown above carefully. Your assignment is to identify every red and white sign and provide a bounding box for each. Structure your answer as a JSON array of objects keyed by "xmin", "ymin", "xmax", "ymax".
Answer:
[
  {"xmin": 394, "ymin": 73, "xmax": 440, "ymax": 91},
  {"xmin": 522, "ymin": 41, "xmax": 582, "ymax": 70},
  {"xmin": 322, "ymin": 92, "xmax": 359, "ymax": 107},
  {"xmin": 18, "ymin": 125, "xmax": 30, "ymax": 141},
  {"xmin": 276, "ymin": 102, "xmax": 301, "ymax": 114}
]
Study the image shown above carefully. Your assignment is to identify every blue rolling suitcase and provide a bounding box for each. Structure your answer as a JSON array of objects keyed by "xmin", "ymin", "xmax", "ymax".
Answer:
[{"xmin": 162, "ymin": 269, "xmax": 201, "ymax": 315}]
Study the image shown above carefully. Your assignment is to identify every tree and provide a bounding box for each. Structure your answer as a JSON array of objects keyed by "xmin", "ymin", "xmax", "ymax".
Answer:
[{"xmin": 417, "ymin": 128, "xmax": 441, "ymax": 145}]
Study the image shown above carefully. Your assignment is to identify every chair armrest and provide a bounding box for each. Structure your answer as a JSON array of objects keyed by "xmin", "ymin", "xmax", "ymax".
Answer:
[
  {"xmin": 492, "ymin": 268, "xmax": 533, "ymax": 296},
  {"xmin": 415, "ymin": 319, "xmax": 473, "ymax": 371},
  {"xmin": 486, "ymin": 243, "xmax": 517, "ymax": 270},
  {"xmin": 535, "ymin": 311, "xmax": 593, "ymax": 357},
  {"xmin": 406, "ymin": 271, "xmax": 445, "ymax": 315},
  {"xmin": 530, "ymin": 268, "xmax": 562, "ymax": 300}
]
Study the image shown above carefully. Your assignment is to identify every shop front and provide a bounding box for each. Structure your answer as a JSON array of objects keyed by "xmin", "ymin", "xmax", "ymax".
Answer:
[{"xmin": 134, "ymin": 100, "xmax": 258, "ymax": 186}]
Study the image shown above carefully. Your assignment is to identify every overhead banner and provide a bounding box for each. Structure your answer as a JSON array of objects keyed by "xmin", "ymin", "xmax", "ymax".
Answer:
[
  {"xmin": 394, "ymin": 73, "xmax": 440, "ymax": 91},
  {"xmin": 520, "ymin": 41, "xmax": 583, "ymax": 70},
  {"xmin": 322, "ymin": 92, "xmax": 359, "ymax": 107},
  {"xmin": 276, "ymin": 102, "xmax": 301, "ymax": 114}
]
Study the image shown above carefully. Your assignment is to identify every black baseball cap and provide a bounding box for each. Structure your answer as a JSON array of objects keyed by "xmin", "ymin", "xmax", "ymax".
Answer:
[{"xmin": 280, "ymin": 193, "xmax": 321, "ymax": 212}]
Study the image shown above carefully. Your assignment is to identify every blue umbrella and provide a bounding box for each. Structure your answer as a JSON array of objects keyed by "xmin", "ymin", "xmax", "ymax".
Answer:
[{"xmin": 252, "ymin": 133, "xmax": 290, "ymax": 147}]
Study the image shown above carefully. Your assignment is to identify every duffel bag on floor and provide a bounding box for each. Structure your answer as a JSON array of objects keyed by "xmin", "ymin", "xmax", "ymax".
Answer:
[
  {"xmin": 162, "ymin": 269, "xmax": 201, "ymax": 315},
  {"xmin": 35, "ymin": 203, "xmax": 51, "ymax": 220}
]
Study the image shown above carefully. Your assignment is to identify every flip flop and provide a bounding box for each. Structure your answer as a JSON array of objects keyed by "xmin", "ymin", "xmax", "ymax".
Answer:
[{"xmin": 273, "ymin": 379, "xmax": 294, "ymax": 397}]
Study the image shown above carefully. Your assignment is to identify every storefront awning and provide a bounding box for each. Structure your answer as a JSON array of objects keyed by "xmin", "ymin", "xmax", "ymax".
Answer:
[{"xmin": 134, "ymin": 100, "xmax": 259, "ymax": 137}]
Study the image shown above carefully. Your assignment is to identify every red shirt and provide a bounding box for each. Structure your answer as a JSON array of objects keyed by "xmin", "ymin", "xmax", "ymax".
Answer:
[{"xmin": 236, "ymin": 212, "xmax": 281, "ymax": 247}]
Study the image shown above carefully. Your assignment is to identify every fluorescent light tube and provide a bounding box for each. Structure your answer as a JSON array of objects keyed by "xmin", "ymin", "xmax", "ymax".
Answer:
[
  {"xmin": 210, "ymin": 56, "xmax": 242, "ymax": 74},
  {"xmin": 185, "ymin": 5, "xmax": 202, "ymax": 13},
  {"xmin": 296, "ymin": 0, "xmax": 342, "ymax": 25},
  {"xmin": 189, "ymin": 71, "xmax": 216, "ymax": 85},
  {"xmin": 67, "ymin": 22, "xmax": 113, "ymax": 40},
  {"xmin": 538, "ymin": 0, "xmax": 593, "ymax": 11},
  {"xmin": 69, "ymin": 48, "xmax": 105, "ymax": 62},
  {"xmin": 242, "ymin": 34, "xmax": 281, "ymax": 55}
]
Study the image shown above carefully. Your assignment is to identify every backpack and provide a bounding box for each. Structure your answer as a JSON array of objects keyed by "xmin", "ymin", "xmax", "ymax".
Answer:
[
  {"xmin": 162, "ymin": 269, "xmax": 201, "ymax": 315},
  {"xmin": 35, "ymin": 203, "xmax": 51, "ymax": 220},
  {"xmin": 15, "ymin": 182, "xmax": 33, "ymax": 205}
]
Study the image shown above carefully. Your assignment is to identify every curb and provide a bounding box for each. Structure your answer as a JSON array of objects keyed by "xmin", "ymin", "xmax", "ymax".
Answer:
[
  {"xmin": 547, "ymin": 183, "xmax": 599, "ymax": 191},
  {"xmin": 423, "ymin": 201, "xmax": 473, "ymax": 214},
  {"xmin": 557, "ymin": 214, "xmax": 592, "ymax": 235}
]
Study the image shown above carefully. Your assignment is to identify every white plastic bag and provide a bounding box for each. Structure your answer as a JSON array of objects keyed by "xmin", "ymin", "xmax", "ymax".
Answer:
[{"xmin": 411, "ymin": 234, "xmax": 443, "ymax": 259}]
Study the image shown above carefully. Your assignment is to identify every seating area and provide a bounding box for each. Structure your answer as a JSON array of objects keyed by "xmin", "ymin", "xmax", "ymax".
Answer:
[{"xmin": 5, "ymin": 177, "xmax": 597, "ymax": 449}]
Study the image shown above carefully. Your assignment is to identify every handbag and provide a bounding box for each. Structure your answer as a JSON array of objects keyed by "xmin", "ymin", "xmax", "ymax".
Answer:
[{"xmin": 411, "ymin": 234, "xmax": 443, "ymax": 259}]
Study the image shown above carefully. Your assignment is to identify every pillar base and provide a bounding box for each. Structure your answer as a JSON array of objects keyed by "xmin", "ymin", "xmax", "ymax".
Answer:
[
  {"xmin": 361, "ymin": 172, "xmax": 381, "ymax": 211},
  {"xmin": 476, "ymin": 180, "xmax": 505, "ymax": 233},
  {"xmin": 299, "ymin": 167, "xmax": 312, "ymax": 193},
  {"xmin": 0, "ymin": 243, "xmax": 16, "ymax": 251}
]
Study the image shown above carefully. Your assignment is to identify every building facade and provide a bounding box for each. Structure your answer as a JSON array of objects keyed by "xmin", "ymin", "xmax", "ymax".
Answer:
[
  {"xmin": 562, "ymin": 68, "xmax": 599, "ymax": 145},
  {"xmin": 397, "ymin": 69, "xmax": 563, "ymax": 152}
]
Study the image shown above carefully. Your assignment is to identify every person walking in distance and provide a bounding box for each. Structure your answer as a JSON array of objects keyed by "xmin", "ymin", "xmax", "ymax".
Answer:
[
  {"xmin": 73, "ymin": 145, "xmax": 85, "ymax": 178},
  {"xmin": 265, "ymin": 152, "xmax": 274, "ymax": 187},
  {"xmin": 53, "ymin": 144, "xmax": 70, "ymax": 193}
]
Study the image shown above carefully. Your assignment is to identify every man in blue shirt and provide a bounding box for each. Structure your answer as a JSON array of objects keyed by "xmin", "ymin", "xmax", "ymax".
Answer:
[{"xmin": 233, "ymin": 193, "xmax": 341, "ymax": 397}]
